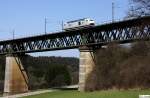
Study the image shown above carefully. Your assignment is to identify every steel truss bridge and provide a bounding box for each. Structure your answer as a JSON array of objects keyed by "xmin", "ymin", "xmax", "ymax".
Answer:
[{"xmin": 0, "ymin": 16, "xmax": 150, "ymax": 55}]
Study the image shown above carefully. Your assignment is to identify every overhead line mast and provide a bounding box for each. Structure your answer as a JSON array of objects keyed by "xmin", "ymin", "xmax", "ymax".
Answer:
[{"xmin": 112, "ymin": 2, "xmax": 115, "ymax": 22}]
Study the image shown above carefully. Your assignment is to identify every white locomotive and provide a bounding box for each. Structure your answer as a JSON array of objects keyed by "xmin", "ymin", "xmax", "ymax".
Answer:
[{"xmin": 63, "ymin": 18, "xmax": 95, "ymax": 31}]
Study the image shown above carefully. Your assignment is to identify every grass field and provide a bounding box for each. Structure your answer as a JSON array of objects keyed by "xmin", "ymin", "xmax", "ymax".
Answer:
[{"xmin": 22, "ymin": 89, "xmax": 150, "ymax": 98}]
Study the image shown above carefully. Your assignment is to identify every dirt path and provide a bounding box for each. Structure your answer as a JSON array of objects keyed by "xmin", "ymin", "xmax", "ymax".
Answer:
[{"xmin": 1, "ymin": 89, "xmax": 56, "ymax": 98}]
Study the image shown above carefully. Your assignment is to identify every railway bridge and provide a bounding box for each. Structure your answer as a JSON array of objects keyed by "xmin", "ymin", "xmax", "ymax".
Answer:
[{"xmin": 1, "ymin": 16, "xmax": 150, "ymax": 95}]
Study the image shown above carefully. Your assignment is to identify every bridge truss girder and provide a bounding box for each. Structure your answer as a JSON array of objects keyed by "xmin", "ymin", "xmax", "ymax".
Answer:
[{"xmin": 0, "ymin": 16, "xmax": 150, "ymax": 55}]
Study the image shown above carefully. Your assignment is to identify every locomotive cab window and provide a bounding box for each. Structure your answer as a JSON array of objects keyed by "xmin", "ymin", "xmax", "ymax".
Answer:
[{"xmin": 78, "ymin": 22, "xmax": 81, "ymax": 25}]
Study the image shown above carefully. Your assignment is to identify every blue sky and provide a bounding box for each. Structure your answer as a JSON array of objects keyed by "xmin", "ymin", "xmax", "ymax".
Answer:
[{"xmin": 0, "ymin": 0, "xmax": 129, "ymax": 57}]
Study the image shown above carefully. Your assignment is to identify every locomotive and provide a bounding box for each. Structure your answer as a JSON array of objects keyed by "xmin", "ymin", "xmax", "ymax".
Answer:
[{"xmin": 63, "ymin": 18, "xmax": 95, "ymax": 31}]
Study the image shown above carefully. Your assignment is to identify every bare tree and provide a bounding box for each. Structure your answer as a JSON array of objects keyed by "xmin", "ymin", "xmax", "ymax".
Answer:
[{"xmin": 127, "ymin": 0, "xmax": 150, "ymax": 18}]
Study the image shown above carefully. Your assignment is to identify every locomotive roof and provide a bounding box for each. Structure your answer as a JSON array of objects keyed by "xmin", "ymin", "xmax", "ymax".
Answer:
[{"xmin": 67, "ymin": 18, "xmax": 89, "ymax": 23}]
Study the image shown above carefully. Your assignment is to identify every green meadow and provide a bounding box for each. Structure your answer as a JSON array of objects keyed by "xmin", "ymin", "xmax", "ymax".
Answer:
[{"xmin": 22, "ymin": 89, "xmax": 150, "ymax": 98}]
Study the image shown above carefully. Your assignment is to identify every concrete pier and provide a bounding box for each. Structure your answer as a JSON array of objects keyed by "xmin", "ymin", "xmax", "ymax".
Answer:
[
  {"xmin": 79, "ymin": 47, "xmax": 96, "ymax": 91},
  {"xmin": 3, "ymin": 54, "xmax": 28, "ymax": 96}
]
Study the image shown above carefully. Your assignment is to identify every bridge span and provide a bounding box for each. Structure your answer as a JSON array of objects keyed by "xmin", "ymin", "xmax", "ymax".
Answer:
[
  {"xmin": 0, "ymin": 16, "xmax": 150, "ymax": 55},
  {"xmin": 1, "ymin": 16, "xmax": 150, "ymax": 95}
]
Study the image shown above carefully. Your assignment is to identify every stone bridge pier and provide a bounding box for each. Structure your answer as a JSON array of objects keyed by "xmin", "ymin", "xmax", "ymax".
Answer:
[
  {"xmin": 3, "ymin": 54, "xmax": 28, "ymax": 96},
  {"xmin": 79, "ymin": 46, "xmax": 98, "ymax": 91}
]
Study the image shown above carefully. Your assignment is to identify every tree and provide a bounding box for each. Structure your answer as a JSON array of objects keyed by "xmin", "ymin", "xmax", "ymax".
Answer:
[
  {"xmin": 45, "ymin": 65, "xmax": 71, "ymax": 87},
  {"xmin": 127, "ymin": 0, "xmax": 150, "ymax": 18}
]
